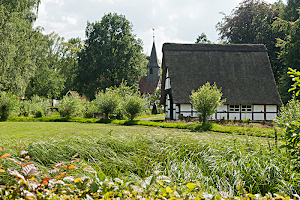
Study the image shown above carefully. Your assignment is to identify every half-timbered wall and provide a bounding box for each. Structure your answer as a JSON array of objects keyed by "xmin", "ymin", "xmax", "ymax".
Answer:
[{"xmin": 165, "ymin": 101, "xmax": 278, "ymax": 121}]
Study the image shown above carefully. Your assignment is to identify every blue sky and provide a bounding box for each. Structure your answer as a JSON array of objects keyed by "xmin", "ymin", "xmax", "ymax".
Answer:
[{"xmin": 34, "ymin": 0, "xmax": 286, "ymax": 59}]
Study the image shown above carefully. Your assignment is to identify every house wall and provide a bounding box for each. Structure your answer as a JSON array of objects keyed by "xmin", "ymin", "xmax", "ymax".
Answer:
[{"xmin": 165, "ymin": 101, "xmax": 278, "ymax": 121}]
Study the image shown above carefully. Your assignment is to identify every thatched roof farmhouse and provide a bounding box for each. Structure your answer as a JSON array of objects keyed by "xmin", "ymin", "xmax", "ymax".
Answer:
[{"xmin": 160, "ymin": 43, "xmax": 282, "ymax": 121}]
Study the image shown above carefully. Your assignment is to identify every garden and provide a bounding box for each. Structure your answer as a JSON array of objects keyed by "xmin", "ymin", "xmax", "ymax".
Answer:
[{"xmin": 1, "ymin": 80, "xmax": 300, "ymax": 199}]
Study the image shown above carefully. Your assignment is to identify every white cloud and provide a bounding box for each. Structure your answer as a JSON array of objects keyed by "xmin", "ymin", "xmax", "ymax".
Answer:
[
  {"xmin": 63, "ymin": 16, "xmax": 77, "ymax": 25},
  {"xmin": 168, "ymin": 14, "xmax": 178, "ymax": 22}
]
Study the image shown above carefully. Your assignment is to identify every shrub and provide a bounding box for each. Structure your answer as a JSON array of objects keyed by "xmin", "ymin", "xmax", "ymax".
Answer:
[
  {"xmin": 83, "ymin": 101, "xmax": 96, "ymax": 118},
  {"xmin": 0, "ymin": 91, "xmax": 19, "ymax": 121},
  {"xmin": 276, "ymin": 97, "xmax": 300, "ymax": 125},
  {"xmin": 123, "ymin": 93, "xmax": 146, "ymax": 121},
  {"xmin": 58, "ymin": 94, "xmax": 83, "ymax": 118},
  {"xmin": 190, "ymin": 82, "xmax": 225, "ymax": 124},
  {"xmin": 19, "ymin": 100, "xmax": 31, "ymax": 117},
  {"xmin": 94, "ymin": 91, "xmax": 119, "ymax": 119},
  {"xmin": 31, "ymin": 95, "xmax": 51, "ymax": 117}
]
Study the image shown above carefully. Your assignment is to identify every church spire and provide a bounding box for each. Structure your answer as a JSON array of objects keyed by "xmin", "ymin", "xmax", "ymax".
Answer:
[{"xmin": 147, "ymin": 28, "xmax": 159, "ymax": 68}]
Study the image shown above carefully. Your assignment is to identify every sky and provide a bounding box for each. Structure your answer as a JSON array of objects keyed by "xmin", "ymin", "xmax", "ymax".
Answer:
[{"xmin": 34, "ymin": 0, "xmax": 286, "ymax": 59}]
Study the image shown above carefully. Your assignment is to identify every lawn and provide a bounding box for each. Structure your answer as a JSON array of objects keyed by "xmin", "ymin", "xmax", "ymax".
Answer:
[{"xmin": 0, "ymin": 121, "xmax": 299, "ymax": 196}]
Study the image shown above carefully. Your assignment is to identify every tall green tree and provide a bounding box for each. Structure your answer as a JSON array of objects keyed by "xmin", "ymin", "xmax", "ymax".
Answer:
[
  {"xmin": 59, "ymin": 37, "xmax": 82, "ymax": 95},
  {"xmin": 273, "ymin": 12, "xmax": 300, "ymax": 103},
  {"xmin": 281, "ymin": 0, "xmax": 300, "ymax": 22},
  {"xmin": 0, "ymin": 0, "xmax": 41, "ymax": 97},
  {"xmin": 76, "ymin": 13, "xmax": 147, "ymax": 99},
  {"xmin": 25, "ymin": 32, "xmax": 66, "ymax": 99},
  {"xmin": 216, "ymin": 0, "xmax": 285, "ymax": 82}
]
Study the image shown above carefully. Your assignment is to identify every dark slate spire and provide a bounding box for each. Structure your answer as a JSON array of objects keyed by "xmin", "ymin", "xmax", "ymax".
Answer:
[{"xmin": 147, "ymin": 37, "xmax": 160, "ymax": 67}]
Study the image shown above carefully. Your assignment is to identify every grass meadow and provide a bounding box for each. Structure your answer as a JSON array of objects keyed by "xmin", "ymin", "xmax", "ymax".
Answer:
[{"xmin": 0, "ymin": 121, "xmax": 299, "ymax": 195}]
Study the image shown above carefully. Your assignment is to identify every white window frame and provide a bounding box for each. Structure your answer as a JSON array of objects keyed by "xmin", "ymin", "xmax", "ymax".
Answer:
[
  {"xmin": 241, "ymin": 105, "xmax": 252, "ymax": 112},
  {"xmin": 229, "ymin": 105, "xmax": 240, "ymax": 112}
]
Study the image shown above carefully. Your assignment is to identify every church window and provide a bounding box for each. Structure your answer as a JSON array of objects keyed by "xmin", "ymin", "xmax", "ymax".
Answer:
[{"xmin": 150, "ymin": 68, "xmax": 153, "ymax": 74}]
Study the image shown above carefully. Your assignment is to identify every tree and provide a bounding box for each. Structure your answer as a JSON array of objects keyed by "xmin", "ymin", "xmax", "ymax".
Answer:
[
  {"xmin": 93, "ymin": 90, "xmax": 119, "ymax": 119},
  {"xmin": 58, "ymin": 94, "xmax": 83, "ymax": 118},
  {"xmin": 216, "ymin": 0, "xmax": 284, "ymax": 83},
  {"xmin": 273, "ymin": 12, "xmax": 300, "ymax": 103},
  {"xmin": 0, "ymin": 0, "xmax": 41, "ymax": 96},
  {"xmin": 25, "ymin": 32, "xmax": 66, "ymax": 99},
  {"xmin": 76, "ymin": 13, "xmax": 147, "ymax": 99},
  {"xmin": 195, "ymin": 33, "xmax": 211, "ymax": 44},
  {"xmin": 281, "ymin": 0, "xmax": 300, "ymax": 22},
  {"xmin": 123, "ymin": 93, "xmax": 146, "ymax": 121},
  {"xmin": 190, "ymin": 82, "xmax": 225, "ymax": 124}
]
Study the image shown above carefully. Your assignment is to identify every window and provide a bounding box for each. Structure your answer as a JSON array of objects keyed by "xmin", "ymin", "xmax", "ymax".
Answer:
[
  {"xmin": 150, "ymin": 68, "xmax": 153, "ymax": 74},
  {"xmin": 241, "ymin": 105, "xmax": 252, "ymax": 112},
  {"xmin": 229, "ymin": 105, "xmax": 240, "ymax": 112}
]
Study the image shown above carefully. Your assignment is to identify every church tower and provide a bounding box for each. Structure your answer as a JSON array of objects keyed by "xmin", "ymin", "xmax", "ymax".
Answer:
[
  {"xmin": 138, "ymin": 30, "xmax": 161, "ymax": 94},
  {"xmin": 146, "ymin": 35, "xmax": 160, "ymax": 83}
]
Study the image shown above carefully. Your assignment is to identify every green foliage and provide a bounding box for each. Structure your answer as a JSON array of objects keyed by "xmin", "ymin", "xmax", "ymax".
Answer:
[
  {"xmin": 1, "ymin": 126, "xmax": 299, "ymax": 196},
  {"xmin": 83, "ymin": 101, "xmax": 96, "ymax": 118},
  {"xmin": 0, "ymin": 0, "xmax": 41, "ymax": 97},
  {"xmin": 94, "ymin": 90, "xmax": 119, "ymax": 119},
  {"xmin": 195, "ymin": 33, "xmax": 211, "ymax": 44},
  {"xmin": 58, "ymin": 94, "xmax": 83, "ymax": 118},
  {"xmin": 76, "ymin": 13, "xmax": 147, "ymax": 99},
  {"xmin": 217, "ymin": 0, "xmax": 284, "ymax": 83},
  {"xmin": 1, "ymin": 143, "xmax": 297, "ymax": 199},
  {"xmin": 25, "ymin": 32, "xmax": 67, "ymax": 99},
  {"xmin": 0, "ymin": 91, "xmax": 19, "ymax": 120},
  {"xmin": 123, "ymin": 93, "xmax": 146, "ymax": 120},
  {"xmin": 276, "ymin": 68, "xmax": 300, "ymax": 172},
  {"xmin": 19, "ymin": 95, "xmax": 51, "ymax": 117},
  {"xmin": 190, "ymin": 82, "xmax": 225, "ymax": 124},
  {"xmin": 276, "ymin": 98, "xmax": 300, "ymax": 125}
]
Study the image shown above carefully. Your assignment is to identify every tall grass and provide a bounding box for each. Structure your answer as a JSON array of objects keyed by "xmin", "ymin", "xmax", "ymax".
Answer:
[{"xmin": 1, "ymin": 126, "xmax": 298, "ymax": 195}]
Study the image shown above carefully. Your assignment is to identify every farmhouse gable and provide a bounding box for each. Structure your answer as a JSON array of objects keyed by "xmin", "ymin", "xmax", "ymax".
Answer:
[{"xmin": 161, "ymin": 43, "xmax": 282, "ymax": 121}]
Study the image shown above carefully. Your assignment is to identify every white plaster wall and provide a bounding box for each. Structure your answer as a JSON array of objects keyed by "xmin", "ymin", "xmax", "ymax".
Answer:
[
  {"xmin": 217, "ymin": 113, "xmax": 227, "ymax": 120},
  {"xmin": 175, "ymin": 113, "xmax": 179, "ymax": 120},
  {"xmin": 229, "ymin": 113, "xmax": 240, "ymax": 120},
  {"xmin": 241, "ymin": 113, "xmax": 252, "ymax": 120},
  {"xmin": 181, "ymin": 104, "xmax": 191, "ymax": 112},
  {"xmin": 166, "ymin": 69, "xmax": 169, "ymax": 78},
  {"xmin": 266, "ymin": 113, "xmax": 277, "ymax": 120},
  {"xmin": 165, "ymin": 78, "xmax": 171, "ymax": 90},
  {"xmin": 217, "ymin": 105, "xmax": 227, "ymax": 112},
  {"xmin": 176, "ymin": 105, "xmax": 179, "ymax": 112},
  {"xmin": 166, "ymin": 94, "xmax": 170, "ymax": 109},
  {"xmin": 254, "ymin": 105, "xmax": 264, "ymax": 112},
  {"xmin": 266, "ymin": 105, "xmax": 277, "ymax": 112},
  {"xmin": 254, "ymin": 113, "xmax": 264, "ymax": 120}
]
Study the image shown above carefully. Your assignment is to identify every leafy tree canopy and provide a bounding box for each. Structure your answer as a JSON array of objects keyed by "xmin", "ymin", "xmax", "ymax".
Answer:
[
  {"xmin": 0, "ymin": 0, "xmax": 41, "ymax": 97},
  {"xmin": 195, "ymin": 33, "xmax": 211, "ymax": 44},
  {"xmin": 76, "ymin": 13, "xmax": 147, "ymax": 99},
  {"xmin": 216, "ymin": 0, "xmax": 284, "ymax": 82}
]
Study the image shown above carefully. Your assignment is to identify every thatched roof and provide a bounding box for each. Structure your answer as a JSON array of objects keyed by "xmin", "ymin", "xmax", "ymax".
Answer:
[{"xmin": 161, "ymin": 43, "xmax": 282, "ymax": 105}]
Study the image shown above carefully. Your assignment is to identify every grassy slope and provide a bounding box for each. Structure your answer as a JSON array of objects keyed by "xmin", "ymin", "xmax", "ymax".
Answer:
[{"xmin": 0, "ymin": 122, "xmax": 298, "ymax": 195}]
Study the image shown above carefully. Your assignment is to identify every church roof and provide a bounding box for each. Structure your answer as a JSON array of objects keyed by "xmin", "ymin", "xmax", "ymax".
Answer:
[
  {"xmin": 139, "ymin": 76, "xmax": 159, "ymax": 94},
  {"xmin": 147, "ymin": 41, "xmax": 160, "ymax": 68},
  {"xmin": 161, "ymin": 43, "xmax": 282, "ymax": 105}
]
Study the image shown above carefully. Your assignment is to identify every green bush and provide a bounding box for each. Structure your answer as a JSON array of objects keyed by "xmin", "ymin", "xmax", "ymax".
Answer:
[
  {"xmin": 58, "ymin": 94, "xmax": 84, "ymax": 118},
  {"xmin": 123, "ymin": 93, "xmax": 146, "ymax": 120},
  {"xmin": 190, "ymin": 82, "xmax": 225, "ymax": 124},
  {"xmin": 0, "ymin": 91, "xmax": 19, "ymax": 121},
  {"xmin": 31, "ymin": 95, "xmax": 51, "ymax": 117},
  {"xmin": 83, "ymin": 101, "xmax": 96, "ymax": 118},
  {"xmin": 276, "ymin": 97, "xmax": 300, "ymax": 125},
  {"xmin": 19, "ymin": 100, "xmax": 31, "ymax": 117},
  {"xmin": 94, "ymin": 90, "xmax": 119, "ymax": 119}
]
